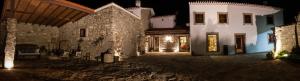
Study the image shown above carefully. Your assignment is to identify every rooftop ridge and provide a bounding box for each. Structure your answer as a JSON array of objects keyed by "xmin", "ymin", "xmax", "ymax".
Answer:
[{"xmin": 189, "ymin": 1, "xmax": 281, "ymax": 10}]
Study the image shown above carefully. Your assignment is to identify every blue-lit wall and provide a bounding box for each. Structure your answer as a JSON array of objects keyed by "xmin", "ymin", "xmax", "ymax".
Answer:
[{"xmin": 247, "ymin": 10, "xmax": 284, "ymax": 53}]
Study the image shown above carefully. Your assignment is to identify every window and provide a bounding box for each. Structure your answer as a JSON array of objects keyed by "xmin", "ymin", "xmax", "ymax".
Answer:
[
  {"xmin": 179, "ymin": 36, "xmax": 189, "ymax": 52},
  {"xmin": 80, "ymin": 28, "xmax": 86, "ymax": 37},
  {"xmin": 268, "ymin": 33, "xmax": 275, "ymax": 43},
  {"xmin": 267, "ymin": 15, "xmax": 274, "ymax": 25},
  {"xmin": 218, "ymin": 13, "xmax": 228, "ymax": 23},
  {"xmin": 243, "ymin": 13, "xmax": 253, "ymax": 24},
  {"xmin": 194, "ymin": 12, "xmax": 205, "ymax": 24},
  {"xmin": 207, "ymin": 33, "xmax": 219, "ymax": 52}
]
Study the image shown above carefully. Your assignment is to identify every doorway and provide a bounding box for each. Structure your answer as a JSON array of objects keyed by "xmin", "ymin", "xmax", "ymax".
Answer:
[
  {"xmin": 207, "ymin": 33, "xmax": 219, "ymax": 52},
  {"xmin": 154, "ymin": 37, "xmax": 159, "ymax": 52},
  {"xmin": 235, "ymin": 34, "xmax": 246, "ymax": 54}
]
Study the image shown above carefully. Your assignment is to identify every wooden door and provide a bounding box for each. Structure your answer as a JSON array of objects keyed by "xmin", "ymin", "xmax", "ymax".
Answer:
[{"xmin": 235, "ymin": 34, "xmax": 246, "ymax": 54}]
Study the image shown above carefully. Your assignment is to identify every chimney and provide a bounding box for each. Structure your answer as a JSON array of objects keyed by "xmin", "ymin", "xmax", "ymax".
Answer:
[{"xmin": 136, "ymin": 0, "xmax": 141, "ymax": 7}]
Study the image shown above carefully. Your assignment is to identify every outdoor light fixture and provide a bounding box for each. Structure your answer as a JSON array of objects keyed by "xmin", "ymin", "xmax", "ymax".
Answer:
[
  {"xmin": 283, "ymin": 54, "xmax": 289, "ymax": 57},
  {"xmin": 4, "ymin": 58, "xmax": 14, "ymax": 69},
  {"xmin": 165, "ymin": 36, "xmax": 173, "ymax": 42}
]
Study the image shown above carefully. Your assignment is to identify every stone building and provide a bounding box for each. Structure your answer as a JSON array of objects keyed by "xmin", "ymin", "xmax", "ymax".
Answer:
[
  {"xmin": 60, "ymin": 3, "xmax": 154, "ymax": 59},
  {"xmin": 145, "ymin": 15, "xmax": 190, "ymax": 53},
  {"xmin": 0, "ymin": 0, "xmax": 154, "ymax": 68}
]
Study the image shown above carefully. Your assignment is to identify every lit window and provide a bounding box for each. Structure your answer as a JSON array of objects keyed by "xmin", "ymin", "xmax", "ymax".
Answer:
[
  {"xmin": 194, "ymin": 12, "xmax": 205, "ymax": 24},
  {"xmin": 243, "ymin": 13, "xmax": 253, "ymax": 24},
  {"xmin": 218, "ymin": 13, "xmax": 228, "ymax": 23},
  {"xmin": 207, "ymin": 33, "xmax": 219, "ymax": 52},
  {"xmin": 80, "ymin": 28, "xmax": 86, "ymax": 37},
  {"xmin": 267, "ymin": 15, "xmax": 274, "ymax": 25}
]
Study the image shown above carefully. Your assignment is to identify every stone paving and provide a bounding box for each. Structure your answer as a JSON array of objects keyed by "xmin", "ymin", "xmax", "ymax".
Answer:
[{"xmin": 1, "ymin": 53, "xmax": 300, "ymax": 81}]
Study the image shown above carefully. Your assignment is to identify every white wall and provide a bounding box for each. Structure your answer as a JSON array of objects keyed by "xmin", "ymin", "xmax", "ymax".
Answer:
[
  {"xmin": 189, "ymin": 2, "xmax": 283, "ymax": 55},
  {"xmin": 150, "ymin": 15, "xmax": 176, "ymax": 28}
]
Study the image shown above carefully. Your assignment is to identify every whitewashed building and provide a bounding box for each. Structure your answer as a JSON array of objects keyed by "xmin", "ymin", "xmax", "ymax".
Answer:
[
  {"xmin": 189, "ymin": 1, "xmax": 284, "ymax": 55},
  {"xmin": 145, "ymin": 15, "xmax": 190, "ymax": 53}
]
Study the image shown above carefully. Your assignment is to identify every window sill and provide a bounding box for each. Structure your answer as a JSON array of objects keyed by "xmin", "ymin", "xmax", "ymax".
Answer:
[
  {"xmin": 243, "ymin": 23, "xmax": 253, "ymax": 25},
  {"xmin": 194, "ymin": 23, "xmax": 205, "ymax": 25}
]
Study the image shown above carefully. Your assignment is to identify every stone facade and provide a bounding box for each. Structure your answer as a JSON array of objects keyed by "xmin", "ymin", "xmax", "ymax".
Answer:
[
  {"xmin": 60, "ymin": 3, "xmax": 142, "ymax": 60},
  {"xmin": 275, "ymin": 23, "xmax": 300, "ymax": 53},
  {"xmin": 16, "ymin": 23, "xmax": 59, "ymax": 49},
  {"xmin": 4, "ymin": 18, "xmax": 17, "ymax": 68}
]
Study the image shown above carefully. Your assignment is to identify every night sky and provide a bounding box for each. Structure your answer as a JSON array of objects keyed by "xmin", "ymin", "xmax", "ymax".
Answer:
[
  {"xmin": 1, "ymin": 0, "xmax": 299, "ymax": 25},
  {"xmin": 69, "ymin": 0, "xmax": 300, "ymax": 26}
]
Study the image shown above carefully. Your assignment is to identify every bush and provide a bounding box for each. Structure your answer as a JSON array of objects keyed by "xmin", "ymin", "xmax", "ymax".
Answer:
[
  {"xmin": 266, "ymin": 52, "xmax": 274, "ymax": 60},
  {"xmin": 276, "ymin": 50, "xmax": 289, "ymax": 58}
]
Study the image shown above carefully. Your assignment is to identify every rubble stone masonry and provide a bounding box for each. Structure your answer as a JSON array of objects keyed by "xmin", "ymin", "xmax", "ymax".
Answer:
[
  {"xmin": 16, "ymin": 23, "xmax": 59, "ymax": 49},
  {"xmin": 60, "ymin": 5, "xmax": 142, "ymax": 60},
  {"xmin": 275, "ymin": 15, "xmax": 300, "ymax": 53},
  {"xmin": 4, "ymin": 18, "xmax": 17, "ymax": 68}
]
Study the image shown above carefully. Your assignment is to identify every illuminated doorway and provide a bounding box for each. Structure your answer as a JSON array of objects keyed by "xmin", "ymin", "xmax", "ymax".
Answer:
[
  {"xmin": 179, "ymin": 36, "xmax": 189, "ymax": 52},
  {"xmin": 207, "ymin": 33, "xmax": 219, "ymax": 52}
]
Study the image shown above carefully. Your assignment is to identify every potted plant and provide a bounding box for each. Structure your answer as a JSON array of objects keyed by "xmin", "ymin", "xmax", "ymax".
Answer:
[{"xmin": 103, "ymin": 48, "xmax": 114, "ymax": 63}]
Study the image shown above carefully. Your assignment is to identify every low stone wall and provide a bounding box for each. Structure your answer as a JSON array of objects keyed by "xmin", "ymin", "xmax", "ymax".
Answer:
[
  {"xmin": 275, "ymin": 23, "xmax": 300, "ymax": 53},
  {"xmin": 16, "ymin": 23, "xmax": 59, "ymax": 49}
]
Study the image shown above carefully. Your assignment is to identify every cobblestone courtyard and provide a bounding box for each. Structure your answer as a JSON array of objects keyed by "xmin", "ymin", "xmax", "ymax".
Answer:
[{"xmin": 1, "ymin": 53, "xmax": 300, "ymax": 81}]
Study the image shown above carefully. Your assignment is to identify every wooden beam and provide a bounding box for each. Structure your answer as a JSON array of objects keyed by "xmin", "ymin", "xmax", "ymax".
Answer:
[
  {"xmin": 25, "ymin": 1, "xmax": 41, "ymax": 23},
  {"xmin": 19, "ymin": 0, "xmax": 33, "ymax": 21},
  {"xmin": 46, "ymin": 7, "xmax": 67, "ymax": 26},
  {"xmin": 32, "ymin": 3, "xmax": 51, "ymax": 23},
  {"xmin": 45, "ymin": 0, "xmax": 94, "ymax": 14},
  {"xmin": 39, "ymin": 5, "xmax": 60, "ymax": 24},
  {"xmin": 9, "ymin": 0, "xmax": 15, "ymax": 18},
  {"xmin": 54, "ymin": 9, "xmax": 76, "ymax": 26},
  {"xmin": 5, "ymin": 10, "xmax": 32, "ymax": 14},
  {"xmin": 74, "ymin": 12, "xmax": 88, "ymax": 21},
  {"xmin": 58, "ymin": 11, "xmax": 82, "ymax": 26},
  {"xmin": 13, "ymin": 0, "xmax": 21, "ymax": 18},
  {"xmin": 69, "ymin": 11, "xmax": 83, "ymax": 22}
]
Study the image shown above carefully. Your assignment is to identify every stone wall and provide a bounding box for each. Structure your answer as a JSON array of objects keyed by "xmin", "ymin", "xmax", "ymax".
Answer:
[
  {"xmin": 60, "ymin": 4, "xmax": 142, "ymax": 60},
  {"xmin": 275, "ymin": 23, "xmax": 300, "ymax": 53},
  {"xmin": 112, "ymin": 6, "xmax": 142, "ymax": 58},
  {"xmin": 4, "ymin": 18, "xmax": 17, "ymax": 68},
  {"xmin": 139, "ymin": 9, "xmax": 153, "ymax": 54},
  {"xmin": 16, "ymin": 23, "xmax": 59, "ymax": 49},
  {"xmin": 60, "ymin": 6, "xmax": 113, "ymax": 59}
]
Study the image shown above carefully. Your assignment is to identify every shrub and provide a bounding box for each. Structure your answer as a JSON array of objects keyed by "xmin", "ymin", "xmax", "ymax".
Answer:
[{"xmin": 276, "ymin": 50, "xmax": 289, "ymax": 58}]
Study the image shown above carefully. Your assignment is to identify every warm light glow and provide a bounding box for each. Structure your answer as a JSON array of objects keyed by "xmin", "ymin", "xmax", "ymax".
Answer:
[
  {"xmin": 165, "ymin": 36, "xmax": 173, "ymax": 42},
  {"xmin": 137, "ymin": 52, "xmax": 141, "ymax": 56},
  {"xmin": 208, "ymin": 35, "xmax": 218, "ymax": 52},
  {"xmin": 174, "ymin": 47, "xmax": 179, "ymax": 52},
  {"xmin": 114, "ymin": 50, "xmax": 120, "ymax": 56},
  {"xmin": 283, "ymin": 54, "xmax": 289, "ymax": 57},
  {"xmin": 4, "ymin": 60, "xmax": 14, "ymax": 69},
  {"xmin": 159, "ymin": 48, "xmax": 164, "ymax": 52}
]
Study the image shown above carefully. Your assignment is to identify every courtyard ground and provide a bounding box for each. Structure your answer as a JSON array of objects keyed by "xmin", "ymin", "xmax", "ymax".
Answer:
[{"xmin": 0, "ymin": 53, "xmax": 300, "ymax": 81}]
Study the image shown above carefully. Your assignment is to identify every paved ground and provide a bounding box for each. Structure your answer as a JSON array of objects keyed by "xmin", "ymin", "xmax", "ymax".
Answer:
[{"xmin": 0, "ymin": 53, "xmax": 300, "ymax": 81}]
